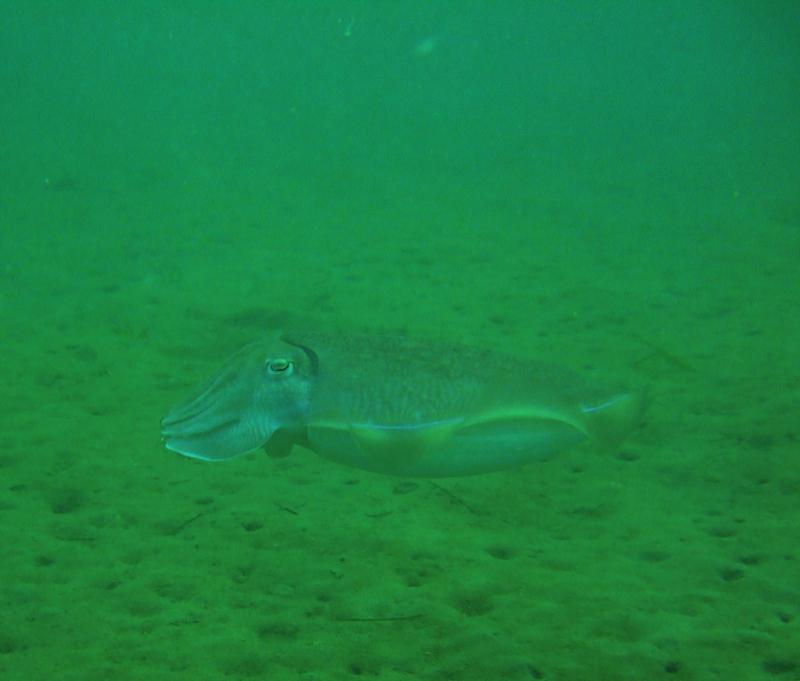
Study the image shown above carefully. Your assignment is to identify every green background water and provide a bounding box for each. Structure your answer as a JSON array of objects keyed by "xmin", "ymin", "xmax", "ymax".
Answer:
[{"xmin": 1, "ymin": 2, "xmax": 798, "ymax": 679}]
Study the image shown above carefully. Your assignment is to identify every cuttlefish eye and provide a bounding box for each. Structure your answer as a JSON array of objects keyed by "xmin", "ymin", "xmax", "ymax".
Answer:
[{"xmin": 266, "ymin": 358, "xmax": 293, "ymax": 375}]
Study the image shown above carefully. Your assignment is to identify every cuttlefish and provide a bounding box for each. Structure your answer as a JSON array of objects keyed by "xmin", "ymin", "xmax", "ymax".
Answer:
[{"xmin": 161, "ymin": 331, "xmax": 645, "ymax": 477}]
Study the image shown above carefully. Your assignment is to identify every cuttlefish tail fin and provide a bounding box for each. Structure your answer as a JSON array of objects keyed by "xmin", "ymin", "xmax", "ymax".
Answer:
[{"xmin": 579, "ymin": 390, "xmax": 648, "ymax": 453}]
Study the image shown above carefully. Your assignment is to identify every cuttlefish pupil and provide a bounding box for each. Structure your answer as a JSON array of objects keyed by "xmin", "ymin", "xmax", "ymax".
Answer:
[{"xmin": 267, "ymin": 358, "xmax": 292, "ymax": 374}]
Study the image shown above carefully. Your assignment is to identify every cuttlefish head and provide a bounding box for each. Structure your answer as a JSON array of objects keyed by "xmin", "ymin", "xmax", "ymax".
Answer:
[{"xmin": 160, "ymin": 337, "xmax": 317, "ymax": 461}]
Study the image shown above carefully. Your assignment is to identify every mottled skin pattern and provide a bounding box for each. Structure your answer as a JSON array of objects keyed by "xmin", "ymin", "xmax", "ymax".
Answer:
[{"xmin": 290, "ymin": 331, "xmax": 598, "ymax": 428}]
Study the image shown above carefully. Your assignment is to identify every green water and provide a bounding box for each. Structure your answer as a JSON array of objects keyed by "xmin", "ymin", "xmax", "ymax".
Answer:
[{"xmin": 1, "ymin": 2, "xmax": 798, "ymax": 679}]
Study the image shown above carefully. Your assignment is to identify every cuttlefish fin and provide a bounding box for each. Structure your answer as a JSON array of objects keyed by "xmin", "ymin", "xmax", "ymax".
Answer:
[
  {"xmin": 306, "ymin": 418, "xmax": 463, "ymax": 474},
  {"xmin": 579, "ymin": 391, "xmax": 647, "ymax": 453},
  {"xmin": 350, "ymin": 421, "xmax": 457, "ymax": 458}
]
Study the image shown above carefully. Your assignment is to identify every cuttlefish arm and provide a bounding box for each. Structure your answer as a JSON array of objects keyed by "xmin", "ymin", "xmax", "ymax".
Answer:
[{"xmin": 160, "ymin": 337, "xmax": 314, "ymax": 461}]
